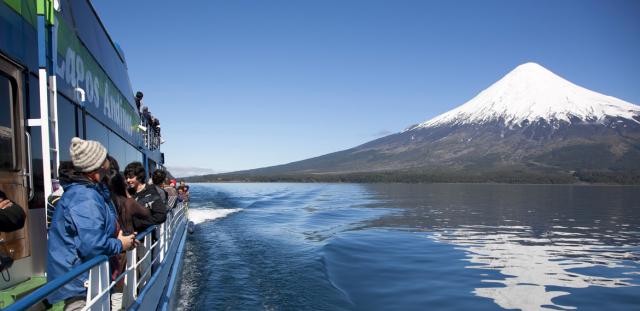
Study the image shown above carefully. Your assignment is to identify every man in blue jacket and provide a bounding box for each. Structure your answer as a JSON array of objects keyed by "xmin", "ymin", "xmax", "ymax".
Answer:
[{"xmin": 47, "ymin": 137, "xmax": 137, "ymax": 310}]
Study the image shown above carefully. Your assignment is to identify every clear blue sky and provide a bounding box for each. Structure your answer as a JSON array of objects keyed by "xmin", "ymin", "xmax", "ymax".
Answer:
[{"xmin": 93, "ymin": 0, "xmax": 640, "ymax": 172}]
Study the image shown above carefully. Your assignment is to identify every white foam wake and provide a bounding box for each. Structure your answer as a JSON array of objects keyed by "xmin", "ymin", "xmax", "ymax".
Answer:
[{"xmin": 188, "ymin": 208, "xmax": 242, "ymax": 225}]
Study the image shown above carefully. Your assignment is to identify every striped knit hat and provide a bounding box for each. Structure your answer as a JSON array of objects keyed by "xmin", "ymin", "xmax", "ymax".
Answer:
[{"xmin": 69, "ymin": 137, "xmax": 107, "ymax": 172}]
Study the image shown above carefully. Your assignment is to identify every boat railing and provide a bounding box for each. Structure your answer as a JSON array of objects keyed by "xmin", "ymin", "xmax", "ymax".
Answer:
[
  {"xmin": 2, "ymin": 202, "xmax": 188, "ymax": 311},
  {"xmin": 141, "ymin": 119, "xmax": 161, "ymax": 150}
]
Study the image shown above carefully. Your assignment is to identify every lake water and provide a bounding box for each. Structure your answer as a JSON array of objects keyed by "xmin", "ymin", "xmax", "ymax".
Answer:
[{"xmin": 176, "ymin": 183, "xmax": 640, "ymax": 311}]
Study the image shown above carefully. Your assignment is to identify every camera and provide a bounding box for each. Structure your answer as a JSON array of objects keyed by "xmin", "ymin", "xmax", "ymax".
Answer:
[{"xmin": 0, "ymin": 251, "xmax": 13, "ymax": 272}]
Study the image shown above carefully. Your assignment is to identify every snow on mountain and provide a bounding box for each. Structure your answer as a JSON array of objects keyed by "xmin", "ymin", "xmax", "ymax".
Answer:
[
  {"xmin": 166, "ymin": 166, "xmax": 222, "ymax": 178},
  {"xmin": 409, "ymin": 62, "xmax": 640, "ymax": 130}
]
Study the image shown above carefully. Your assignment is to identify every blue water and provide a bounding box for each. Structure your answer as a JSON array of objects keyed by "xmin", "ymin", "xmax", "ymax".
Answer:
[{"xmin": 176, "ymin": 183, "xmax": 640, "ymax": 310}]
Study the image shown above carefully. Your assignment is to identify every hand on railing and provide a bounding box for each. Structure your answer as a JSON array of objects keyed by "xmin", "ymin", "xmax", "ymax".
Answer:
[{"xmin": 118, "ymin": 230, "xmax": 138, "ymax": 251}]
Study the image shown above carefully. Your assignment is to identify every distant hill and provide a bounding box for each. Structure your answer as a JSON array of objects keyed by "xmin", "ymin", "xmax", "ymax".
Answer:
[{"xmin": 188, "ymin": 63, "xmax": 640, "ymax": 184}]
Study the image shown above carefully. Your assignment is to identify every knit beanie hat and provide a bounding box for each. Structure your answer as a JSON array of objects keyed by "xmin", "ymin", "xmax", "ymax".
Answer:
[{"xmin": 69, "ymin": 137, "xmax": 108, "ymax": 172}]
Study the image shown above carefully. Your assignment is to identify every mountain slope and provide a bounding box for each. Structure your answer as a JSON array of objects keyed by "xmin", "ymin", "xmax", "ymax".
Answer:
[{"xmin": 194, "ymin": 63, "xmax": 640, "ymax": 183}]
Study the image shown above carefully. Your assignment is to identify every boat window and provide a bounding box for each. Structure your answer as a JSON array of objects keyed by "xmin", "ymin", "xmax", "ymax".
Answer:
[
  {"xmin": 77, "ymin": 107, "xmax": 84, "ymax": 138},
  {"xmin": 0, "ymin": 74, "xmax": 15, "ymax": 171},
  {"xmin": 126, "ymin": 142, "xmax": 142, "ymax": 165},
  {"xmin": 86, "ymin": 114, "xmax": 142, "ymax": 170},
  {"xmin": 110, "ymin": 132, "xmax": 143, "ymax": 171},
  {"xmin": 86, "ymin": 115, "xmax": 109, "ymax": 149},
  {"xmin": 57, "ymin": 96, "xmax": 77, "ymax": 162},
  {"xmin": 108, "ymin": 131, "xmax": 127, "ymax": 171}
]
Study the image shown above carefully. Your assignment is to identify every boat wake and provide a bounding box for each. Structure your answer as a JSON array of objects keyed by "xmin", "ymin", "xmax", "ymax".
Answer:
[{"xmin": 188, "ymin": 208, "xmax": 242, "ymax": 224}]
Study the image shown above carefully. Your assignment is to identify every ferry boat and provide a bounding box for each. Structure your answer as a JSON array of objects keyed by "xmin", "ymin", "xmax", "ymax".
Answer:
[{"xmin": 0, "ymin": 1, "xmax": 187, "ymax": 310}]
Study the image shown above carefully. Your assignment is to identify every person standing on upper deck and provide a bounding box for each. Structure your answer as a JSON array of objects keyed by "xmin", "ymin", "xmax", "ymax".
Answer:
[
  {"xmin": 134, "ymin": 91, "xmax": 143, "ymax": 115},
  {"xmin": 47, "ymin": 138, "xmax": 137, "ymax": 310},
  {"xmin": 124, "ymin": 162, "xmax": 166, "ymax": 229}
]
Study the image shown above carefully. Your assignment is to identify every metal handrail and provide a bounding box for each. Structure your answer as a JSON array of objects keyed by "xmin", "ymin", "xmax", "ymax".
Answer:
[
  {"xmin": 4, "ymin": 202, "xmax": 188, "ymax": 311},
  {"xmin": 86, "ymin": 203, "xmax": 187, "ymax": 310},
  {"xmin": 129, "ymin": 215, "xmax": 187, "ymax": 310},
  {"xmin": 135, "ymin": 225, "xmax": 157, "ymax": 241},
  {"xmin": 3, "ymin": 256, "xmax": 108, "ymax": 311}
]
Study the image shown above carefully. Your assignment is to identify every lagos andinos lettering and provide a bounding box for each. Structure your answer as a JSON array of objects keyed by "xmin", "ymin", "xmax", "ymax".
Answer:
[{"xmin": 53, "ymin": 16, "xmax": 139, "ymax": 138}]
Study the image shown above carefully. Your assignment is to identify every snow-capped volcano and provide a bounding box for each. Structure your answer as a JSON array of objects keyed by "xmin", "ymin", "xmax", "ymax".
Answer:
[
  {"xmin": 409, "ymin": 62, "xmax": 640, "ymax": 130},
  {"xmin": 202, "ymin": 62, "xmax": 640, "ymax": 184}
]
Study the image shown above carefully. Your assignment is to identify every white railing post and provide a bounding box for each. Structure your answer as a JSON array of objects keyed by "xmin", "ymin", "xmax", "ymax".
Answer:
[
  {"xmin": 86, "ymin": 260, "xmax": 110, "ymax": 311},
  {"xmin": 99, "ymin": 261, "xmax": 110, "ymax": 310},
  {"xmin": 166, "ymin": 213, "xmax": 171, "ymax": 243},
  {"xmin": 138, "ymin": 234, "xmax": 152, "ymax": 288},
  {"xmin": 123, "ymin": 247, "xmax": 137, "ymax": 308},
  {"xmin": 158, "ymin": 223, "xmax": 165, "ymax": 264},
  {"xmin": 87, "ymin": 265, "xmax": 98, "ymax": 309}
]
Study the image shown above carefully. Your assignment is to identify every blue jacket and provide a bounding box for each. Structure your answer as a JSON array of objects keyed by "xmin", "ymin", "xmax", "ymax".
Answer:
[{"xmin": 46, "ymin": 177, "xmax": 122, "ymax": 303}]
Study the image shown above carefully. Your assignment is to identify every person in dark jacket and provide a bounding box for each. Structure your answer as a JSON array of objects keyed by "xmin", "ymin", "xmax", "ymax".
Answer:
[
  {"xmin": 141, "ymin": 106, "xmax": 151, "ymax": 125},
  {"xmin": 179, "ymin": 180, "xmax": 189, "ymax": 192},
  {"xmin": 124, "ymin": 162, "xmax": 166, "ymax": 230},
  {"xmin": 104, "ymin": 156, "xmax": 151, "ymax": 311},
  {"xmin": 0, "ymin": 190, "xmax": 26, "ymax": 232},
  {"xmin": 134, "ymin": 91, "xmax": 143, "ymax": 115},
  {"xmin": 150, "ymin": 170, "xmax": 167, "ymax": 204},
  {"xmin": 47, "ymin": 138, "xmax": 137, "ymax": 309},
  {"xmin": 46, "ymin": 161, "xmax": 74, "ymax": 229},
  {"xmin": 162, "ymin": 179, "xmax": 178, "ymax": 211},
  {"xmin": 105, "ymin": 157, "xmax": 152, "ymax": 233}
]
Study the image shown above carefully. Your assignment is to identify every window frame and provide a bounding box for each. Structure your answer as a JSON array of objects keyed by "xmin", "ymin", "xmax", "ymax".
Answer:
[{"xmin": 0, "ymin": 68, "xmax": 18, "ymax": 171}]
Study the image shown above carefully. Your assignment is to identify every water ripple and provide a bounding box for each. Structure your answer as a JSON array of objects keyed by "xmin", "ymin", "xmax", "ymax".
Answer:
[{"xmin": 433, "ymin": 226, "xmax": 639, "ymax": 311}]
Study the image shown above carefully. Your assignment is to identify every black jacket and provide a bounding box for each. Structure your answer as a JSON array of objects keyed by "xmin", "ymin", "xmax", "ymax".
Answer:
[
  {"xmin": 0, "ymin": 202, "xmax": 26, "ymax": 232},
  {"xmin": 132, "ymin": 184, "xmax": 166, "ymax": 230}
]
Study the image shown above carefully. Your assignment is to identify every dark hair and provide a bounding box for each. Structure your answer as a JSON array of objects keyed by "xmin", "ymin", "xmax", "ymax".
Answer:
[
  {"xmin": 103, "ymin": 156, "xmax": 126, "ymax": 196},
  {"xmin": 124, "ymin": 162, "xmax": 146, "ymax": 183},
  {"xmin": 135, "ymin": 91, "xmax": 143, "ymax": 99},
  {"xmin": 108, "ymin": 155, "xmax": 120, "ymax": 173},
  {"xmin": 152, "ymin": 170, "xmax": 166, "ymax": 185}
]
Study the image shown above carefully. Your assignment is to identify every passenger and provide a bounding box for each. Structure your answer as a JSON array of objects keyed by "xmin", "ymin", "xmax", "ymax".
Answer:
[
  {"xmin": 124, "ymin": 162, "xmax": 166, "ymax": 229},
  {"xmin": 103, "ymin": 156, "xmax": 151, "ymax": 311},
  {"xmin": 46, "ymin": 161, "xmax": 74, "ymax": 228},
  {"xmin": 177, "ymin": 187, "xmax": 184, "ymax": 203},
  {"xmin": 151, "ymin": 117, "xmax": 160, "ymax": 133},
  {"xmin": 177, "ymin": 187, "xmax": 189, "ymax": 203},
  {"xmin": 141, "ymin": 106, "xmax": 151, "ymax": 125},
  {"xmin": 152, "ymin": 119, "xmax": 161, "ymax": 148},
  {"xmin": 46, "ymin": 180, "xmax": 62, "ymax": 229},
  {"xmin": 163, "ymin": 178, "xmax": 178, "ymax": 210},
  {"xmin": 0, "ymin": 190, "xmax": 26, "ymax": 232},
  {"xmin": 134, "ymin": 91, "xmax": 143, "ymax": 115},
  {"xmin": 151, "ymin": 169, "xmax": 168, "ymax": 206},
  {"xmin": 47, "ymin": 138, "xmax": 137, "ymax": 310},
  {"xmin": 0, "ymin": 190, "xmax": 25, "ymax": 273},
  {"xmin": 105, "ymin": 157, "xmax": 152, "ymax": 233},
  {"xmin": 0, "ymin": 190, "xmax": 27, "ymax": 232},
  {"xmin": 179, "ymin": 180, "xmax": 189, "ymax": 193}
]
